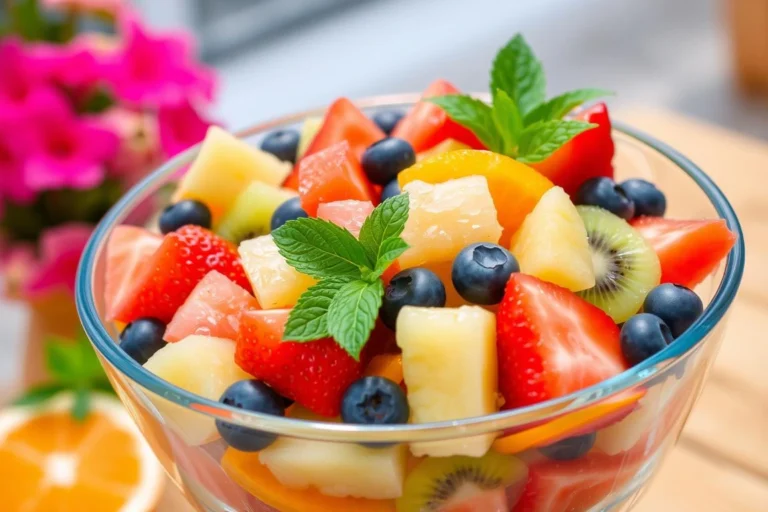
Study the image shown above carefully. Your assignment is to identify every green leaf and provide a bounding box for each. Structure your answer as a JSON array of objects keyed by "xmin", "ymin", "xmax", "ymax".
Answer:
[
  {"xmin": 358, "ymin": 194, "xmax": 411, "ymax": 266},
  {"xmin": 426, "ymin": 95, "xmax": 500, "ymax": 151},
  {"xmin": 524, "ymin": 88, "xmax": 613, "ymax": 124},
  {"xmin": 517, "ymin": 120, "xmax": 596, "ymax": 164},
  {"xmin": 71, "ymin": 388, "xmax": 91, "ymax": 422},
  {"xmin": 272, "ymin": 218, "xmax": 372, "ymax": 280},
  {"xmin": 371, "ymin": 238, "xmax": 409, "ymax": 279},
  {"xmin": 326, "ymin": 279, "xmax": 384, "ymax": 360},
  {"xmin": 79, "ymin": 87, "xmax": 115, "ymax": 114},
  {"xmin": 91, "ymin": 378, "xmax": 116, "ymax": 395},
  {"xmin": 45, "ymin": 338, "xmax": 81, "ymax": 382},
  {"xmin": 13, "ymin": 383, "xmax": 68, "ymax": 407},
  {"xmin": 10, "ymin": 0, "xmax": 45, "ymax": 41},
  {"xmin": 490, "ymin": 34, "xmax": 546, "ymax": 116},
  {"xmin": 492, "ymin": 89, "xmax": 523, "ymax": 155},
  {"xmin": 283, "ymin": 278, "xmax": 352, "ymax": 341}
]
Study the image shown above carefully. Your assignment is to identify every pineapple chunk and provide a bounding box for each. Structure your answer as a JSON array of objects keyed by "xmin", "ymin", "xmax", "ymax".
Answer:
[
  {"xmin": 297, "ymin": 116, "xmax": 323, "ymax": 159},
  {"xmin": 173, "ymin": 126, "xmax": 292, "ymax": 222},
  {"xmin": 143, "ymin": 335, "xmax": 250, "ymax": 445},
  {"xmin": 259, "ymin": 437, "xmax": 407, "ymax": 499},
  {"xmin": 238, "ymin": 235, "xmax": 316, "ymax": 308},
  {"xmin": 217, "ymin": 181, "xmax": 297, "ymax": 243},
  {"xmin": 416, "ymin": 138, "xmax": 471, "ymax": 162},
  {"xmin": 511, "ymin": 186, "xmax": 595, "ymax": 291},
  {"xmin": 396, "ymin": 306, "xmax": 498, "ymax": 457},
  {"xmin": 400, "ymin": 176, "xmax": 502, "ymax": 268}
]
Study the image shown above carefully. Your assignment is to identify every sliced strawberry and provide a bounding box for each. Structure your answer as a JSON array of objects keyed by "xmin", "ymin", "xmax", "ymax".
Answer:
[
  {"xmin": 531, "ymin": 103, "xmax": 615, "ymax": 196},
  {"xmin": 112, "ymin": 225, "xmax": 251, "ymax": 324},
  {"xmin": 496, "ymin": 274, "xmax": 627, "ymax": 409},
  {"xmin": 104, "ymin": 225, "xmax": 162, "ymax": 321},
  {"xmin": 236, "ymin": 309, "xmax": 365, "ymax": 417},
  {"xmin": 630, "ymin": 217, "xmax": 737, "ymax": 288}
]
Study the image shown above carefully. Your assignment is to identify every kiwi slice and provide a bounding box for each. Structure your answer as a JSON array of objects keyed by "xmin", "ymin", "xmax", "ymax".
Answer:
[
  {"xmin": 577, "ymin": 206, "xmax": 661, "ymax": 323},
  {"xmin": 216, "ymin": 181, "xmax": 297, "ymax": 243},
  {"xmin": 396, "ymin": 452, "xmax": 527, "ymax": 512}
]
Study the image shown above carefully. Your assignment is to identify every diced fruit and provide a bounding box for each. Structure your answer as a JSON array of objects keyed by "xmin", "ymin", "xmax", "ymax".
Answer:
[
  {"xmin": 620, "ymin": 179, "xmax": 666, "ymax": 217},
  {"xmin": 381, "ymin": 268, "xmax": 447, "ymax": 330},
  {"xmin": 398, "ymin": 150, "xmax": 553, "ymax": 245},
  {"xmin": 397, "ymin": 452, "xmax": 528, "ymax": 512},
  {"xmin": 574, "ymin": 177, "xmax": 635, "ymax": 220},
  {"xmin": 217, "ymin": 182, "xmax": 297, "ymax": 243},
  {"xmin": 341, "ymin": 376, "xmax": 410, "ymax": 427},
  {"xmin": 399, "ymin": 176, "xmax": 503, "ymax": 268},
  {"xmin": 159, "ymin": 199, "xmax": 212, "ymax": 234},
  {"xmin": 164, "ymin": 270, "xmax": 260, "ymax": 343},
  {"xmin": 451, "ymin": 243, "xmax": 519, "ymax": 305},
  {"xmin": 173, "ymin": 126, "xmax": 291, "ymax": 222},
  {"xmin": 297, "ymin": 141, "xmax": 376, "ymax": 216},
  {"xmin": 396, "ymin": 306, "xmax": 497, "ymax": 457},
  {"xmin": 270, "ymin": 196, "xmax": 309, "ymax": 231},
  {"xmin": 539, "ymin": 433, "xmax": 596, "ymax": 461},
  {"xmin": 530, "ymin": 102, "xmax": 615, "ymax": 196},
  {"xmin": 258, "ymin": 436, "xmax": 408, "ymax": 500},
  {"xmin": 416, "ymin": 138, "xmax": 471, "ymax": 162},
  {"xmin": 260, "ymin": 128, "xmax": 300, "ymax": 164},
  {"xmin": 577, "ymin": 206, "xmax": 661, "ymax": 323},
  {"xmin": 372, "ymin": 109, "xmax": 405, "ymax": 135},
  {"xmin": 236, "ymin": 309, "xmax": 364, "ymax": 416},
  {"xmin": 119, "ymin": 317, "xmax": 167, "ymax": 364},
  {"xmin": 143, "ymin": 335, "xmax": 251, "ymax": 445},
  {"xmin": 238, "ymin": 235, "xmax": 316, "ymax": 309},
  {"xmin": 620, "ymin": 313, "xmax": 674, "ymax": 366},
  {"xmin": 380, "ymin": 180, "xmax": 401, "ymax": 202},
  {"xmin": 104, "ymin": 225, "xmax": 161, "ymax": 321},
  {"xmin": 630, "ymin": 216, "xmax": 737, "ymax": 288},
  {"xmin": 296, "ymin": 116, "xmax": 323, "ymax": 160},
  {"xmin": 361, "ymin": 138, "xmax": 416, "ymax": 186},
  {"xmin": 365, "ymin": 354, "xmax": 404, "ymax": 384},
  {"xmin": 112, "ymin": 226, "xmax": 251, "ymax": 324},
  {"xmin": 317, "ymin": 200, "xmax": 374, "ymax": 237},
  {"xmin": 496, "ymin": 274, "xmax": 626, "ymax": 409},
  {"xmin": 643, "ymin": 283, "xmax": 703, "ymax": 338},
  {"xmin": 391, "ymin": 79, "xmax": 485, "ymax": 152},
  {"xmin": 215, "ymin": 380, "xmax": 286, "ymax": 452},
  {"xmin": 511, "ymin": 187, "xmax": 595, "ymax": 292},
  {"xmin": 222, "ymin": 448, "xmax": 397, "ymax": 512}
]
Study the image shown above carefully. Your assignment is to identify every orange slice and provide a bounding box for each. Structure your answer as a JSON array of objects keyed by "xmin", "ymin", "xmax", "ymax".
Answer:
[
  {"xmin": 398, "ymin": 149, "xmax": 553, "ymax": 246},
  {"xmin": 364, "ymin": 354, "xmax": 404, "ymax": 384},
  {"xmin": 222, "ymin": 448, "xmax": 395, "ymax": 512},
  {"xmin": 493, "ymin": 391, "xmax": 644, "ymax": 454},
  {"xmin": 0, "ymin": 393, "xmax": 164, "ymax": 512}
]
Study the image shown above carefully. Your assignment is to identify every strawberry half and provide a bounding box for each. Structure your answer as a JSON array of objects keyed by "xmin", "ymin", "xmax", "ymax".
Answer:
[
  {"xmin": 496, "ymin": 274, "xmax": 627, "ymax": 409},
  {"xmin": 236, "ymin": 309, "xmax": 365, "ymax": 417},
  {"xmin": 112, "ymin": 225, "xmax": 251, "ymax": 324}
]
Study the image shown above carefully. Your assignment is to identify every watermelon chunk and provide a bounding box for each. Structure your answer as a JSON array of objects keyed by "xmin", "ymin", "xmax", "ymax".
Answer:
[{"xmin": 316, "ymin": 200, "xmax": 374, "ymax": 237}]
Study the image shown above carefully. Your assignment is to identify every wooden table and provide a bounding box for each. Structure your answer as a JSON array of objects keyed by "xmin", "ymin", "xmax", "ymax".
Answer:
[{"xmin": 159, "ymin": 109, "xmax": 768, "ymax": 512}]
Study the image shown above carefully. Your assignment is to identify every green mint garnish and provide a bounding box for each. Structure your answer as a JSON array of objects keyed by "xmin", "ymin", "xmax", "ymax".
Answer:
[
  {"xmin": 273, "ymin": 194, "xmax": 410, "ymax": 359},
  {"xmin": 427, "ymin": 33, "xmax": 612, "ymax": 164}
]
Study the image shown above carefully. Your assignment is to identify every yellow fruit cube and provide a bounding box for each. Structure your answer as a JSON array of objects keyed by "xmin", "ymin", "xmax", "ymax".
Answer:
[{"xmin": 415, "ymin": 138, "xmax": 471, "ymax": 161}]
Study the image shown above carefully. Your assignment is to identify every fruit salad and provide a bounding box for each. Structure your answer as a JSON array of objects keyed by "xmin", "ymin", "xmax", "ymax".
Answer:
[{"xmin": 104, "ymin": 34, "xmax": 737, "ymax": 512}]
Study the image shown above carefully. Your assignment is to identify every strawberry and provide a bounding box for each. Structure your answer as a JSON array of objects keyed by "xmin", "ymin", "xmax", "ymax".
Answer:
[
  {"xmin": 112, "ymin": 225, "xmax": 251, "ymax": 324},
  {"xmin": 496, "ymin": 274, "xmax": 627, "ymax": 409},
  {"xmin": 236, "ymin": 309, "xmax": 365, "ymax": 417}
]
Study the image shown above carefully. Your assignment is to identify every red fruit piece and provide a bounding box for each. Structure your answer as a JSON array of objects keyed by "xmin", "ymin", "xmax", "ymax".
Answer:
[
  {"xmin": 496, "ymin": 274, "xmax": 627, "ymax": 409},
  {"xmin": 297, "ymin": 140, "xmax": 376, "ymax": 216},
  {"xmin": 112, "ymin": 225, "xmax": 251, "ymax": 324},
  {"xmin": 631, "ymin": 217, "xmax": 737, "ymax": 289},
  {"xmin": 531, "ymin": 103, "xmax": 615, "ymax": 196},
  {"xmin": 236, "ymin": 309, "xmax": 365, "ymax": 417},
  {"xmin": 165, "ymin": 270, "xmax": 260, "ymax": 343},
  {"xmin": 104, "ymin": 225, "xmax": 162, "ymax": 321},
  {"xmin": 316, "ymin": 199, "xmax": 374, "ymax": 237},
  {"xmin": 392, "ymin": 79, "xmax": 485, "ymax": 152}
]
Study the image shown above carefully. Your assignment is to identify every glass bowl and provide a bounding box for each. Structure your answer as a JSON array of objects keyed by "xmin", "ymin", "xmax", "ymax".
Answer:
[{"xmin": 76, "ymin": 96, "xmax": 745, "ymax": 512}]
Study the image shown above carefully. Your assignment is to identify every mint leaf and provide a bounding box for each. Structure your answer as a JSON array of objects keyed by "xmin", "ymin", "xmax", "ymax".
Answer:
[
  {"xmin": 426, "ymin": 95, "xmax": 500, "ymax": 151},
  {"xmin": 13, "ymin": 383, "xmax": 68, "ymax": 406},
  {"xmin": 490, "ymin": 34, "xmax": 546, "ymax": 116},
  {"xmin": 45, "ymin": 339, "xmax": 81, "ymax": 382},
  {"xmin": 359, "ymin": 194, "xmax": 410, "ymax": 265},
  {"xmin": 326, "ymin": 279, "xmax": 384, "ymax": 360},
  {"xmin": 372, "ymin": 238, "xmax": 409, "ymax": 278},
  {"xmin": 517, "ymin": 120, "xmax": 596, "ymax": 164},
  {"xmin": 524, "ymin": 88, "xmax": 613, "ymax": 124},
  {"xmin": 492, "ymin": 89, "xmax": 523, "ymax": 155},
  {"xmin": 284, "ymin": 278, "xmax": 352, "ymax": 341},
  {"xmin": 273, "ymin": 218, "xmax": 372, "ymax": 279},
  {"xmin": 72, "ymin": 388, "xmax": 91, "ymax": 422}
]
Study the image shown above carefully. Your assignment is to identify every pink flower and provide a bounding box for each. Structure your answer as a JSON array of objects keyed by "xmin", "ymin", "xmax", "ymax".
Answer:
[
  {"xmin": 101, "ymin": 106, "xmax": 163, "ymax": 185},
  {"xmin": 0, "ymin": 113, "xmax": 37, "ymax": 207},
  {"xmin": 0, "ymin": 39, "xmax": 62, "ymax": 118},
  {"xmin": 42, "ymin": 0, "xmax": 125, "ymax": 14},
  {"xmin": 158, "ymin": 100, "xmax": 216, "ymax": 157},
  {"xmin": 107, "ymin": 12, "xmax": 216, "ymax": 108},
  {"xmin": 21, "ymin": 223, "xmax": 93, "ymax": 298},
  {"xmin": 28, "ymin": 42, "xmax": 105, "ymax": 91}
]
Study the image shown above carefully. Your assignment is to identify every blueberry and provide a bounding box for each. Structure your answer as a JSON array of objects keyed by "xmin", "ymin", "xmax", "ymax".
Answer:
[
  {"xmin": 620, "ymin": 179, "xmax": 666, "ymax": 217},
  {"xmin": 342, "ymin": 376, "xmax": 409, "ymax": 426},
  {"xmin": 452, "ymin": 243, "xmax": 519, "ymax": 305},
  {"xmin": 159, "ymin": 200, "xmax": 212, "ymax": 234},
  {"xmin": 381, "ymin": 268, "xmax": 446, "ymax": 330},
  {"xmin": 575, "ymin": 177, "xmax": 635, "ymax": 220},
  {"xmin": 120, "ymin": 318, "xmax": 167, "ymax": 365},
  {"xmin": 270, "ymin": 197, "xmax": 308, "ymax": 231},
  {"xmin": 361, "ymin": 138, "xmax": 416, "ymax": 185},
  {"xmin": 372, "ymin": 110, "xmax": 405, "ymax": 135},
  {"xmin": 260, "ymin": 129, "xmax": 300, "ymax": 164},
  {"xmin": 380, "ymin": 179, "xmax": 401, "ymax": 202},
  {"xmin": 540, "ymin": 433, "xmax": 596, "ymax": 461},
  {"xmin": 216, "ymin": 380, "xmax": 286, "ymax": 451},
  {"xmin": 643, "ymin": 284, "xmax": 703, "ymax": 338},
  {"xmin": 620, "ymin": 313, "xmax": 674, "ymax": 366}
]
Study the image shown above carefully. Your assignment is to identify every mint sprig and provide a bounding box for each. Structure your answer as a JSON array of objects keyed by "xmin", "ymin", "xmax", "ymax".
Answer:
[
  {"xmin": 427, "ymin": 33, "xmax": 611, "ymax": 164},
  {"xmin": 273, "ymin": 194, "xmax": 410, "ymax": 359}
]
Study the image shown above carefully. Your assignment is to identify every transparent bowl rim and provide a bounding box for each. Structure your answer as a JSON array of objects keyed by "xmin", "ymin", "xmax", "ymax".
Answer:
[{"xmin": 76, "ymin": 95, "xmax": 745, "ymax": 443}]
